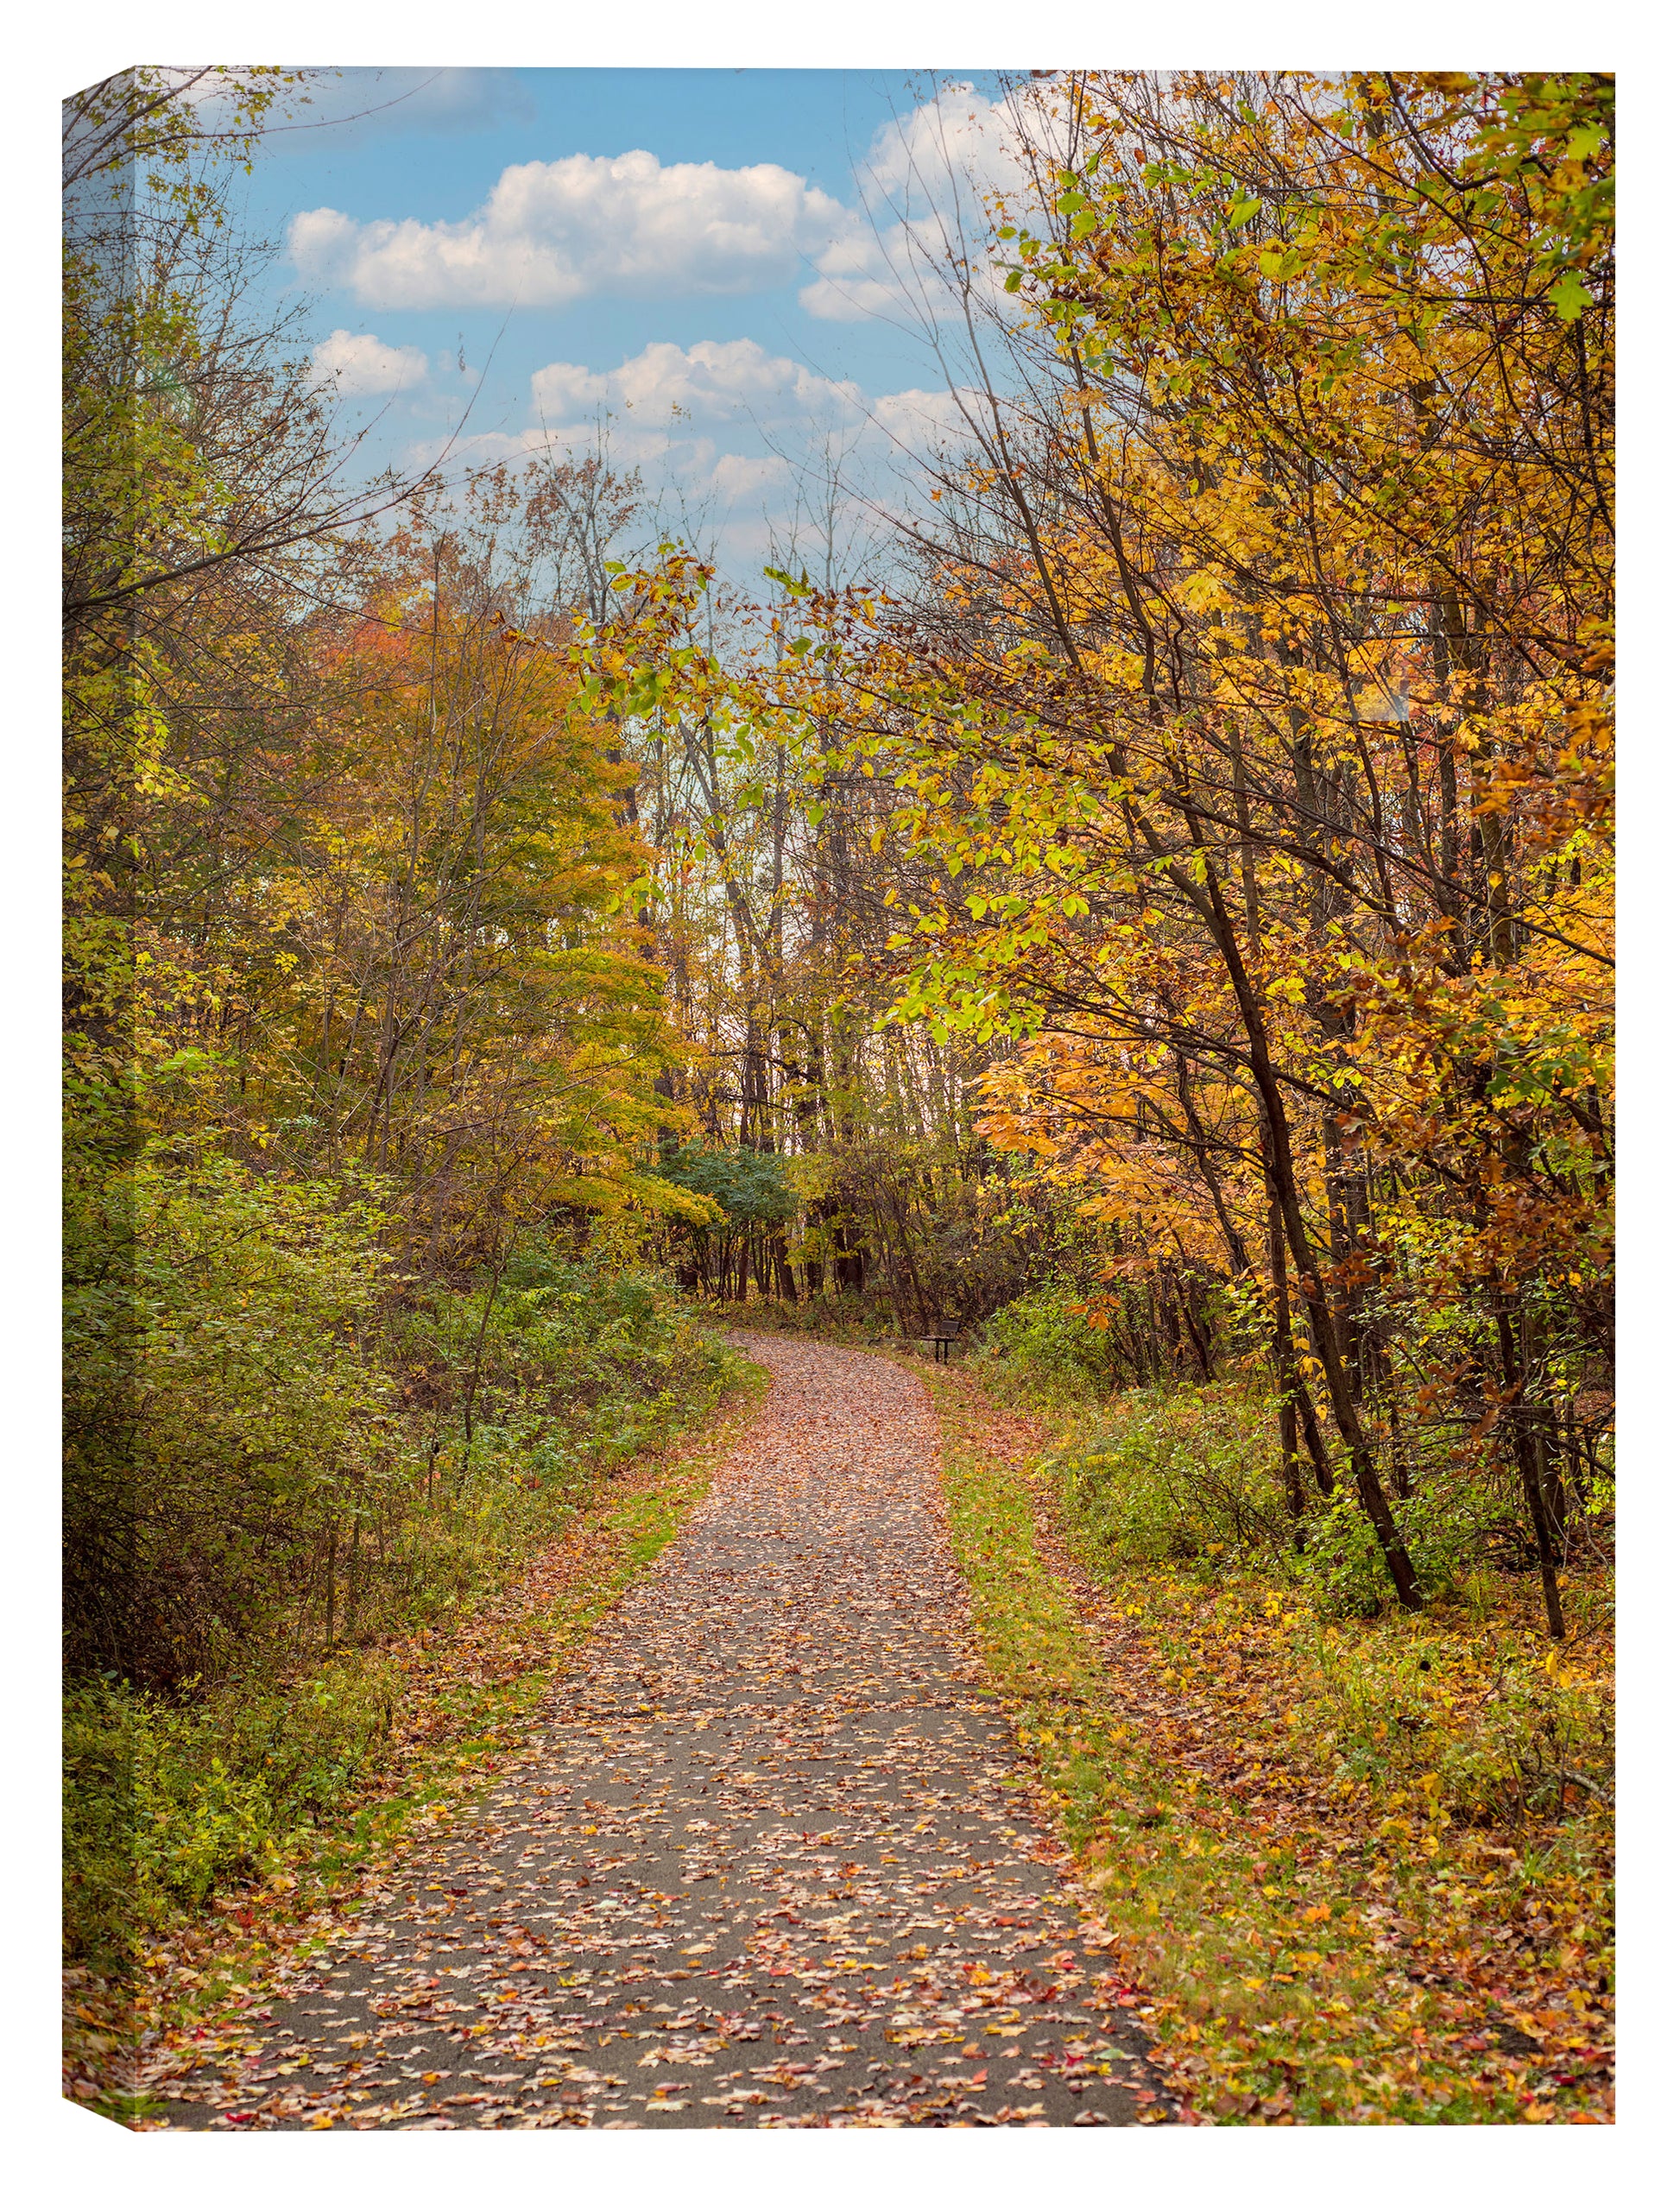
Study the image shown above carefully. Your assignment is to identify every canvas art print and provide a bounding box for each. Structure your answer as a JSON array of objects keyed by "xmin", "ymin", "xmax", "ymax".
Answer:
[{"xmin": 62, "ymin": 65, "xmax": 1614, "ymax": 2131}]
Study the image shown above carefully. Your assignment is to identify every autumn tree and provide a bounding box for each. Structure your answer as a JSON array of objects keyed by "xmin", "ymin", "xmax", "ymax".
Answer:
[{"xmin": 823, "ymin": 69, "xmax": 1612, "ymax": 1629}]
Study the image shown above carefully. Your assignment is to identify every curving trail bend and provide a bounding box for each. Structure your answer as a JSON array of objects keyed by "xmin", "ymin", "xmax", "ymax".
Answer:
[{"xmin": 156, "ymin": 1334, "xmax": 1159, "ymax": 2129}]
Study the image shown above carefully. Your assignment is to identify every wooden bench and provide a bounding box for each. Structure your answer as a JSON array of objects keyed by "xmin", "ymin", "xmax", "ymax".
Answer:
[{"xmin": 925, "ymin": 1318, "xmax": 962, "ymax": 1364}]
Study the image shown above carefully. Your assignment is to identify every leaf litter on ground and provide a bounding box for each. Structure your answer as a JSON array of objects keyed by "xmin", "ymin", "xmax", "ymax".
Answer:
[{"xmin": 133, "ymin": 1336, "xmax": 1182, "ymax": 2129}]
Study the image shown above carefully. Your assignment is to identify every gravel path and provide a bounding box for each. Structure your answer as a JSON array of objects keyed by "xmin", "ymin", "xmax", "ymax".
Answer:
[{"xmin": 155, "ymin": 1334, "xmax": 1159, "ymax": 2129}]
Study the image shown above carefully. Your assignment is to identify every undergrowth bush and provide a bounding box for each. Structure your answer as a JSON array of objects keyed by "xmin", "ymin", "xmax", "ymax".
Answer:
[
  {"xmin": 1054, "ymin": 1386, "xmax": 1608, "ymax": 1615},
  {"xmin": 1000, "ymin": 1371, "xmax": 1614, "ymax": 1838},
  {"xmin": 64, "ymin": 1152, "xmax": 401, "ymax": 1691},
  {"xmin": 699, "ymin": 1291, "xmax": 900, "ymax": 1342},
  {"xmin": 980, "ymin": 1284, "xmax": 1115, "ymax": 1399},
  {"xmin": 64, "ymin": 1225, "xmax": 737, "ymax": 1976},
  {"xmin": 1297, "ymin": 1472, "xmax": 1516, "ymax": 1620},
  {"xmin": 66, "ymin": 1661, "xmax": 401, "ymax": 1940},
  {"xmin": 1287, "ymin": 1588, "xmax": 1614, "ymax": 1831},
  {"xmin": 1055, "ymin": 1383, "xmax": 1290, "ymax": 1563}
]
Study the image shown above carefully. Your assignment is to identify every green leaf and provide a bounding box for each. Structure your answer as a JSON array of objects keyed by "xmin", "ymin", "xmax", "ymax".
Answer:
[{"xmin": 1548, "ymin": 269, "xmax": 1592, "ymax": 323}]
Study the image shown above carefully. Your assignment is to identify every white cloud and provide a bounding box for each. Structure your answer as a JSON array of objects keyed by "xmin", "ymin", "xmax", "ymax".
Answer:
[
  {"xmin": 522, "ymin": 341, "xmax": 977, "ymax": 489},
  {"xmin": 870, "ymin": 384, "xmax": 976, "ymax": 448},
  {"xmin": 532, "ymin": 338, "xmax": 863, "ymax": 432},
  {"xmin": 420, "ymin": 420, "xmax": 686, "ymax": 476},
  {"xmin": 527, "ymin": 359, "xmax": 609, "ymax": 420},
  {"xmin": 859, "ymin": 80, "xmax": 1027, "ymax": 203},
  {"xmin": 289, "ymin": 151, "xmax": 845, "ymax": 311},
  {"xmin": 284, "ymin": 82, "xmax": 1053, "ymax": 333},
  {"xmin": 402, "ymin": 338, "xmax": 985, "ymax": 551},
  {"xmin": 709, "ymin": 451, "xmax": 793, "ymax": 500},
  {"xmin": 799, "ymin": 83, "xmax": 1033, "ymax": 324},
  {"xmin": 308, "ymin": 327, "xmax": 429, "ymax": 396}
]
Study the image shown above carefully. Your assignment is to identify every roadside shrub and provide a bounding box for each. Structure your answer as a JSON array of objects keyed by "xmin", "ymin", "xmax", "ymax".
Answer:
[
  {"xmin": 64, "ymin": 1212, "xmax": 741, "ymax": 1973},
  {"xmin": 65, "ymin": 1660, "xmax": 400, "ymax": 1966},
  {"xmin": 703, "ymin": 1291, "xmax": 899, "ymax": 1342},
  {"xmin": 982, "ymin": 1284, "xmax": 1114, "ymax": 1399},
  {"xmin": 1294, "ymin": 1467, "xmax": 1525, "ymax": 1620},
  {"xmin": 1290, "ymin": 1602, "xmax": 1614, "ymax": 1830},
  {"xmin": 1045, "ymin": 1372, "xmax": 1557, "ymax": 1624},
  {"xmin": 64, "ymin": 1152, "xmax": 401, "ymax": 1691},
  {"xmin": 399, "ymin": 1246, "xmax": 735, "ymax": 1492},
  {"xmin": 1023, "ymin": 1377, "xmax": 1615, "ymax": 1839},
  {"xmin": 1057, "ymin": 1384, "xmax": 1292, "ymax": 1567}
]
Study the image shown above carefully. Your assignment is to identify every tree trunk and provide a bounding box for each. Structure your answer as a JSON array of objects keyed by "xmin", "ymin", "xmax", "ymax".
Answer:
[{"xmin": 1496, "ymin": 1304, "xmax": 1566, "ymax": 1639}]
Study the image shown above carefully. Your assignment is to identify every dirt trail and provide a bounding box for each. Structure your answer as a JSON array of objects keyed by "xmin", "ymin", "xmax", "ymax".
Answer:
[{"xmin": 155, "ymin": 1334, "xmax": 1159, "ymax": 2128}]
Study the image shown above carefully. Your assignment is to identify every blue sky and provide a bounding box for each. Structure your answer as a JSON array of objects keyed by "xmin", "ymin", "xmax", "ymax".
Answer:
[{"xmin": 234, "ymin": 67, "xmax": 1023, "ymax": 578}]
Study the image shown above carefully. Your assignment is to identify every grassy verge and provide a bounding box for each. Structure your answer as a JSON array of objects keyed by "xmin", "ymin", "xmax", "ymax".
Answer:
[
  {"xmin": 65, "ymin": 1357, "xmax": 767, "ymax": 2124},
  {"xmin": 920, "ymin": 1362, "xmax": 1614, "ymax": 2125}
]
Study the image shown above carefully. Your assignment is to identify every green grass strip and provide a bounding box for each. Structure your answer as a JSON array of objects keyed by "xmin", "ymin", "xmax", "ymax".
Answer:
[{"xmin": 931, "ymin": 1373, "xmax": 1561, "ymax": 2125}]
